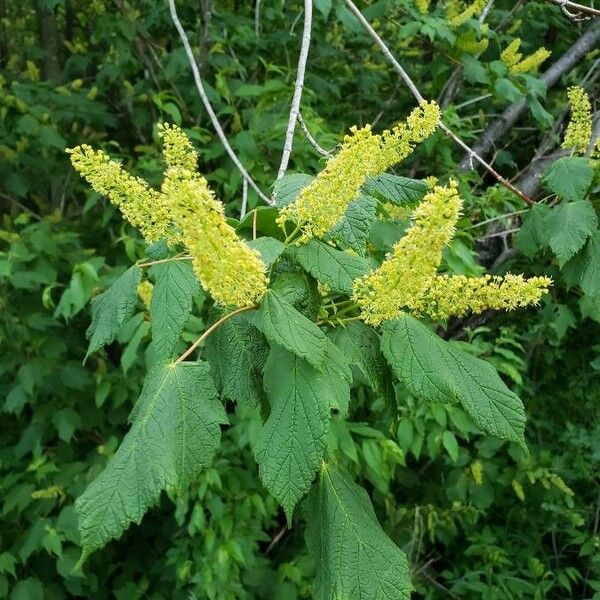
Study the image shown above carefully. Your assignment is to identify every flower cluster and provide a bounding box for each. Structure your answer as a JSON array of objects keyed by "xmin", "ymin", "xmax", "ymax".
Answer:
[
  {"xmin": 353, "ymin": 182, "xmax": 550, "ymax": 325},
  {"xmin": 277, "ymin": 101, "xmax": 440, "ymax": 241},
  {"xmin": 163, "ymin": 171, "xmax": 268, "ymax": 307},
  {"xmin": 412, "ymin": 273, "xmax": 551, "ymax": 320},
  {"xmin": 67, "ymin": 145, "xmax": 171, "ymax": 243},
  {"xmin": 68, "ymin": 124, "xmax": 268, "ymax": 308},
  {"xmin": 415, "ymin": 0, "xmax": 431, "ymax": 14},
  {"xmin": 562, "ymin": 86, "xmax": 592, "ymax": 154},
  {"xmin": 446, "ymin": 0, "xmax": 487, "ymax": 27},
  {"xmin": 352, "ymin": 182, "xmax": 462, "ymax": 324},
  {"xmin": 137, "ymin": 280, "xmax": 154, "ymax": 311},
  {"xmin": 501, "ymin": 38, "xmax": 551, "ymax": 74}
]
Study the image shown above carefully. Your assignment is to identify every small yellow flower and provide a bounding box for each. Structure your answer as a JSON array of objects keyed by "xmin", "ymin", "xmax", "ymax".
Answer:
[
  {"xmin": 352, "ymin": 182, "xmax": 462, "ymax": 325},
  {"xmin": 470, "ymin": 460, "xmax": 484, "ymax": 485},
  {"xmin": 512, "ymin": 479, "xmax": 525, "ymax": 502},
  {"xmin": 562, "ymin": 86, "xmax": 592, "ymax": 154},
  {"xmin": 67, "ymin": 145, "xmax": 172, "ymax": 243},
  {"xmin": 137, "ymin": 280, "xmax": 154, "ymax": 310},
  {"xmin": 278, "ymin": 101, "xmax": 440, "ymax": 241}
]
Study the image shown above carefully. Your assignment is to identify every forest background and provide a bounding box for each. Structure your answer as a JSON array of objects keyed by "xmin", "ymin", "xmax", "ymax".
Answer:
[{"xmin": 1, "ymin": 0, "xmax": 600, "ymax": 598}]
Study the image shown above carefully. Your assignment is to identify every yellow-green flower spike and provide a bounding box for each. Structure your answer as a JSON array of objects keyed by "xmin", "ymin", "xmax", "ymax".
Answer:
[
  {"xmin": 415, "ymin": 0, "xmax": 430, "ymax": 14},
  {"xmin": 67, "ymin": 145, "xmax": 171, "ymax": 243},
  {"xmin": 157, "ymin": 122, "xmax": 198, "ymax": 173},
  {"xmin": 501, "ymin": 38, "xmax": 523, "ymax": 68},
  {"xmin": 164, "ymin": 173, "xmax": 268, "ymax": 308},
  {"xmin": 510, "ymin": 47, "xmax": 551, "ymax": 74},
  {"xmin": 501, "ymin": 39, "xmax": 550, "ymax": 74},
  {"xmin": 137, "ymin": 280, "xmax": 154, "ymax": 311},
  {"xmin": 412, "ymin": 273, "xmax": 552, "ymax": 320},
  {"xmin": 447, "ymin": 0, "xmax": 487, "ymax": 27},
  {"xmin": 277, "ymin": 100, "xmax": 440, "ymax": 242},
  {"xmin": 352, "ymin": 182, "xmax": 462, "ymax": 325},
  {"xmin": 562, "ymin": 86, "xmax": 592, "ymax": 154}
]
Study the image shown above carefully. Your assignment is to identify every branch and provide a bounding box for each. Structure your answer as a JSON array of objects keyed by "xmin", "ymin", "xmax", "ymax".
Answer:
[
  {"xmin": 297, "ymin": 112, "xmax": 332, "ymax": 156},
  {"xmin": 344, "ymin": 0, "xmax": 534, "ymax": 205},
  {"xmin": 544, "ymin": 0, "xmax": 600, "ymax": 19},
  {"xmin": 458, "ymin": 21, "xmax": 600, "ymax": 169},
  {"xmin": 167, "ymin": 0, "xmax": 272, "ymax": 205},
  {"xmin": 276, "ymin": 0, "xmax": 313, "ymax": 180}
]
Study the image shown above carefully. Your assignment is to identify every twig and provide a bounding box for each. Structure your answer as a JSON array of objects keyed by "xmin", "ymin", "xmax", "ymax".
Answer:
[
  {"xmin": 458, "ymin": 21, "xmax": 600, "ymax": 169},
  {"xmin": 264, "ymin": 526, "xmax": 287, "ymax": 554},
  {"xmin": 255, "ymin": 0, "xmax": 262, "ymax": 38},
  {"xmin": 167, "ymin": 0, "xmax": 272, "ymax": 205},
  {"xmin": 276, "ymin": 0, "xmax": 313, "ymax": 180},
  {"xmin": 344, "ymin": 0, "xmax": 535, "ymax": 205},
  {"xmin": 0, "ymin": 191, "xmax": 42, "ymax": 220},
  {"xmin": 544, "ymin": 0, "xmax": 600, "ymax": 19},
  {"xmin": 479, "ymin": 0, "xmax": 495, "ymax": 23},
  {"xmin": 175, "ymin": 305, "xmax": 255, "ymax": 363},
  {"xmin": 241, "ymin": 177, "xmax": 248, "ymax": 219},
  {"xmin": 297, "ymin": 112, "xmax": 332, "ymax": 156}
]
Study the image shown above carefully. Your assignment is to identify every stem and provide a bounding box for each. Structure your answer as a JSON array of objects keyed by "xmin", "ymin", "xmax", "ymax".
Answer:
[
  {"xmin": 276, "ymin": 0, "xmax": 313, "ymax": 180},
  {"xmin": 137, "ymin": 255, "xmax": 192, "ymax": 268},
  {"xmin": 175, "ymin": 305, "xmax": 256, "ymax": 364}
]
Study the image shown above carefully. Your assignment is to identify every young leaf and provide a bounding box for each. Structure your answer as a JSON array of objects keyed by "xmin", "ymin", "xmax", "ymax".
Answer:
[
  {"xmin": 255, "ymin": 346, "xmax": 342, "ymax": 522},
  {"xmin": 380, "ymin": 316, "xmax": 527, "ymax": 449},
  {"xmin": 566, "ymin": 230, "xmax": 600, "ymax": 297},
  {"xmin": 75, "ymin": 361, "xmax": 226, "ymax": 560},
  {"xmin": 305, "ymin": 464, "xmax": 412, "ymax": 600},
  {"xmin": 85, "ymin": 266, "xmax": 141, "ymax": 361},
  {"xmin": 543, "ymin": 156, "xmax": 594, "ymax": 202},
  {"xmin": 257, "ymin": 289, "xmax": 329, "ymax": 367},
  {"xmin": 148, "ymin": 260, "xmax": 200, "ymax": 363},
  {"xmin": 290, "ymin": 239, "xmax": 371, "ymax": 294},
  {"xmin": 205, "ymin": 313, "xmax": 268, "ymax": 406},
  {"xmin": 326, "ymin": 194, "xmax": 378, "ymax": 254},
  {"xmin": 546, "ymin": 200, "xmax": 597, "ymax": 266},
  {"xmin": 515, "ymin": 203, "xmax": 551, "ymax": 257},
  {"xmin": 363, "ymin": 173, "xmax": 428, "ymax": 205}
]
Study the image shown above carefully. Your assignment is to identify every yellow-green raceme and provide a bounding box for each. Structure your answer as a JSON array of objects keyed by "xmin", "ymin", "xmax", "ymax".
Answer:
[
  {"xmin": 68, "ymin": 124, "xmax": 268, "ymax": 308},
  {"xmin": 353, "ymin": 182, "xmax": 551, "ymax": 324},
  {"xmin": 562, "ymin": 86, "xmax": 592, "ymax": 154},
  {"xmin": 277, "ymin": 100, "xmax": 440, "ymax": 242}
]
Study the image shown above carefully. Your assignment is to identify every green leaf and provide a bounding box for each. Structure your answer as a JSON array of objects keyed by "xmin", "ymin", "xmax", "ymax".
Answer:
[
  {"xmin": 363, "ymin": 174, "xmax": 428, "ymax": 205},
  {"xmin": 546, "ymin": 200, "xmax": 597, "ymax": 266},
  {"xmin": 442, "ymin": 430, "xmax": 459, "ymax": 462},
  {"xmin": 326, "ymin": 194, "xmax": 378, "ymax": 254},
  {"xmin": 462, "ymin": 55, "xmax": 489, "ymax": 84},
  {"xmin": 248, "ymin": 237, "xmax": 285, "ymax": 267},
  {"xmin": 148, "ymin": 260, "xmax": 200, "ymax": 363},
  {"xmin": 255, "ymin": 347, "xmax": 342, "ymax": 522},
  {"xmin": 75, "ymin": 361, "xmax": 226, "ymax": 560},
  {"xmin": 257, "ymin": 289, "xmax": 329, "ymax": 368},
  {"xmin": 329, "ymin": 321, "xmax": 389, "ymax": 396},
  {"xmin": 273, "ymin": 173, "xmax": 314, "ymax": 207},
  {"xmin": 290, "ymin": 239, "xmax": 370, "ymax": 295},
  {"xmin": 205, "ymin": 313, "xmax": 268, "ymax": 407},
  {"xmin": 566, "ymin": 231, "xmax": 600, "ymax": 296},
  {"xmin": 85, "ymin": 266, "xmax": 141, "ymax": 361},
  {"xmin": 306, "ymin": 465, "xmax": 412, "ymax": 600},
  {"xmin": 515, "ymin": 203, "xmax": 552, "ymax": 257},
  {"xmin": 495, "ymin": 78, "xmax": 523, "ymax": 103},
  {"xmin": 543, "ymin": 156, "xmax": 594, "ymax": 202},
  {"xmin": 380, "ymin": 316, "xmax": 527, "ymax": 449}
]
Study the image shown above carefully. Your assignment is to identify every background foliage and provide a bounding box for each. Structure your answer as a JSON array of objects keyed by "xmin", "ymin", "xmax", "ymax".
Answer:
[{"xmin": 1, "ymin": 0, "xmax": 599, "ymax": 598}]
